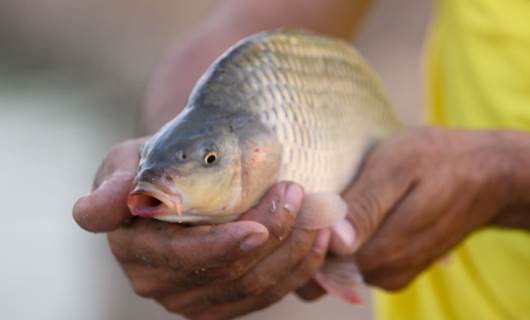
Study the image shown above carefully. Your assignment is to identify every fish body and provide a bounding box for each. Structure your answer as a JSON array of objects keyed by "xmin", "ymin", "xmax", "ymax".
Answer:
[
  {"xmin": 130, "ymin": 29, "xmax": 401, "ymax": 222},
  {"xmin": 127, "ymin": 29, "xmax": 402, "ymax": 304}
]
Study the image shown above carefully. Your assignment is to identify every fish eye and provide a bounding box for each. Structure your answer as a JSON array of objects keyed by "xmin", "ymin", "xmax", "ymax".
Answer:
[{"xmin": 203, "ymin": 151, "xmax": 219, "ymax": 166}]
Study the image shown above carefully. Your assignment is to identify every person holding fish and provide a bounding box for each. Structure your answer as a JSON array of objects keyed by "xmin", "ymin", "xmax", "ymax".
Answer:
[{"xmin": 73, "ymin": 0, "xmax": 529, "ymax": 319}]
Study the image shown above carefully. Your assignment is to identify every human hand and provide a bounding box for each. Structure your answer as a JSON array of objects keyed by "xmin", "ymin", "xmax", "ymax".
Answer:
[
  {"xmin": 298, "ymin": 127, "xmax": 521, "ymax": 298},
  {"xmin": 73, "ymin": 139, "xmax": 331, "ymax": 320},
  {"xmin": 348, "ymin": 127, "xmax": 519, "ymax": 290}
]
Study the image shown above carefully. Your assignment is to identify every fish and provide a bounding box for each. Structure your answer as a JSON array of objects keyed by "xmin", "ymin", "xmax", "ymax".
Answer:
[{"xmin": 127, "ymin": 29, "xmax": 402, "ymax": 304}]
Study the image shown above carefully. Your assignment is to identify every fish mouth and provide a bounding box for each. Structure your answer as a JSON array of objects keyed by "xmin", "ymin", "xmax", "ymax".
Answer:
[{"xmin": 127, "ymin": 182, "xmax": 183, "ymax": 220}]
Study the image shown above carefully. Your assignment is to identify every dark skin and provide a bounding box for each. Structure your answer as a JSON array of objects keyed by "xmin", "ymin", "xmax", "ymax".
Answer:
[
  {"xmin": 352, "ymin": 128, "xmax": 530, "ymax": 290},
  {"xmin": 73, "ymin": 0, "xmax": 529, "ymax": 318},
  {"xmin": 74, "ymin": 137, "xmax": 331, "ymax": 319},
  {"xmin": 302, "ymin": 128, "xmax": 530, "ymax": 298}
]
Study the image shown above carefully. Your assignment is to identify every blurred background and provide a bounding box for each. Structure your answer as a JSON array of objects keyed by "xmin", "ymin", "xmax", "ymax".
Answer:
[{"xmin": 0, "ymin": 1, "xmax": 431, "ymax": 319}]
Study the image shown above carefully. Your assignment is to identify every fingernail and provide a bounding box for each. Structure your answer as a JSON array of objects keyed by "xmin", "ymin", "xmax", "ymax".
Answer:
[
  {"xmin": 284, "ymin": 183, "xmax": 304, "ymax": 215},
  {"xmin": 313, "ymin": 229, "xmax": 331, "ymax": 254},
  {"xmin": 240, "ymin": 232, "xmax": 267, "ymax": 252},
  {"xmin": 334, "ymin": 218, "xmax": 356, "ymax": 249}
]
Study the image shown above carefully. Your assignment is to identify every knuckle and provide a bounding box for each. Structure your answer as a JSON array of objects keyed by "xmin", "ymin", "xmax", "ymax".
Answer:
[
  {"xmin": 163, "ymin": 295, "xmax": 207, "ymax": 317},
  {"xmin": 284, "ymin": 230, "xmax": 315, "ymax": 265},
  {"xmin": 460, "ymin": 164, "xmax": 485, "ymax": 189},
  {"xmin": 158, "ymin": 298, "xmax": 189, "ymax": 316},
  {"xmin": 166, "ymin": 242, "xmax": 196, "ymax": 273},
  {"xmin": 109, "ymin": 245, "xmax": 127, "ymax": 264},
  {"xmin": 218, "ymin": 261, "xmax": 247, "ymax": 281},
  {"xmin": 261, "ymin": 289, "xmax": 285, "ymax": 306},
  {"xmin": 107, "ymin": 142, "xmax": 126, "ymax": 159},
  {"xmin": 296, "ymin": 285, "xmax": 325, "ymax": 302},
  {"xmin": 364, "ymin": 269, "xmax": 410, "ymax": 292},
  {"xmin": 263, "ymin": 202, "xmax": 293, "ymax": 240},
  {"xmin": 239, "ymin": 271, "xmax": 276, "ymax": 297},
  {"xmin": 205, "ymin": 286, "xmax": 247, "ymax": 305},
  {"xmin": 309, "ymin": 248, "xmax": 326, "ymax": 266},
  {"xmin": 292, "ymin": 230, "xmax": 314, "ymax": 251},
  {"xmin": 131, "ymin": 279, "xmax": 158, "ymax": 298},
  {"xmin": 347, "ymin": 191, "xmax": 381, "ymax": 239},
  {"xmin": 262, "ymin": 186, "xmax": 296, "ymax": 240},
  {"xmin": 269, "ymin": 220, "xmax": 292, "ymax": 240},
  {"xmin": 356, "ymin": 240, "xmax": 402, "ymax": 276},
  {"xmin": 93, "ymin": 142, "xmax": 129, "ymax": 187},
  {"xmin": 166, "ymin": 248, "xmax": 186, "ymax": 271},
  {"xmin": 416, "ymin": 127, "xmax": 442, "ymax": 149},
  {"xmin": 296, "ymin": 291, "xmax": 313, "ymax": 301},
  {"xmin": 378, "ymin": 276, "xmax": 409, "ymax": 292},
  {"xmin": 300, "ymin": 251, "xmax": 325, "ymax": 279},
  {"xmin": 192, "ymin": 314, "xmax": 217, "ymax": 320},
  {"xmin": 159, "ymin": 301, "xmax": 181, "ymax": 315},
  {"xmin": 107, "ymin": 234, "xmax": 129, "ymax": 263}
]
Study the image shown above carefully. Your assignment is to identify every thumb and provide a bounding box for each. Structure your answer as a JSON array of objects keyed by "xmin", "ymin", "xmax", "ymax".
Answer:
[
  {"xmin": 72, "ymin": 139, "xmax": 144, "ymax": 233},
  {"xmin": 342, "ymin": 156, "xmax": 415, "ymax": 252},
  {"xmin": 73, "ymin": 171, "xmax": 135, "ymax": 233}
]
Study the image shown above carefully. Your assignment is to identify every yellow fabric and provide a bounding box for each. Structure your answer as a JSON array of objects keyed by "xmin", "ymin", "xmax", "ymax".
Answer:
[{"xmin": 375, "ymin": 1, "xmax": 530, "ymax": 319}]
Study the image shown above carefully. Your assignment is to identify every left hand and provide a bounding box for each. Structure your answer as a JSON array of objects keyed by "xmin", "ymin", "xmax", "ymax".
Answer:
[
  {"xmin": 73, "ymin": 139, "xmax": 331, "ymax": 320},
  {"xmin": 298, "ymin": 127, "xmax": 522, "ymax": 298}
]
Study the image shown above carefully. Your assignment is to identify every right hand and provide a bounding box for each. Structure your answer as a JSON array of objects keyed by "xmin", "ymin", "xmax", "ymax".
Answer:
[{"xmin": 73, "ymin": 139, "xmax": 331, "ymax": 320}]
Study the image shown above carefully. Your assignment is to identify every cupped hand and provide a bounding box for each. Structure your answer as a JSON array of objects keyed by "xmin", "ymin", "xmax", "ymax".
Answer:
[{"xmin": 73, "ymin": 139, "xmax": 330, "ymax": 320}]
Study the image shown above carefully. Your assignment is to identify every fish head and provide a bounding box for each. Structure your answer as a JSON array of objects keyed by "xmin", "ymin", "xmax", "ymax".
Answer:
[{"xmin": 127, "ymin": 118, "xmax": 248, "ymax": 224}]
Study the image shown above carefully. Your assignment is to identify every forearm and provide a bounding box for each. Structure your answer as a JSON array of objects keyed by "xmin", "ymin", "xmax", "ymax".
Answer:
[{"xmin": 141, "ymin": 0, "xmax": 374, "ymax": 134}]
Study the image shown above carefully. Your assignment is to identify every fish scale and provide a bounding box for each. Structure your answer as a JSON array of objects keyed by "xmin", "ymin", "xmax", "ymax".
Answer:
[
  {"xmin": 135, "ymin": 29, "xmax": 401, "ymax": 219},
  {"xmin": 219, "ymin": 30, "xmax": 402, "ymax": 193}
]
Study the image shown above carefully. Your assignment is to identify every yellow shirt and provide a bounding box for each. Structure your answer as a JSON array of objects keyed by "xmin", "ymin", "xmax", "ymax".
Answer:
[{"xmin": 375, "ymin": 1, "xmax": 530, "ymax": 319}]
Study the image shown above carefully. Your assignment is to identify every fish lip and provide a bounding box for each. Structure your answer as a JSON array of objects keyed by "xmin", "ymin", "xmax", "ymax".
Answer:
[
  {"xmin": 133, "ymin": 177, "xmax": 179, "ymax": 196},
  {"xmin": 128, "ymin": 182, "xmax": 183, "ymax": 218}
]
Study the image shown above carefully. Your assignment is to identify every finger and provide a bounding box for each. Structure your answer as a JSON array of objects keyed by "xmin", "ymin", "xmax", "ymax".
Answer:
[
  {"xmin": 362, "ymin": 259, "xmax": 422, "ymax": 292},
  {"xmin": 215, "ymin": 228, "xmax": 317, "ymax": 303},
  {"xmin": 73, "ymin": 138, "xmax": 144, "ymax": 232},
  {"xmin": 356, "ymin": 179, "xmax": 448, "ymax": 274},
  {"xmin": 110, "ymin": 218, "xmax": 269, "ymax": 269},
  {"xmin": 295, "ymin": 280, "xmax": 326, "ymax": 301},
  {"xmin": 157, "ymin": 227, "xmax": 317, "ymax": 312},
  {"xmin": 112, "ymin": 182, "xmax": 301, "ymax": 302},
  {"xmin": 108, "ymin": 219, "xmax": 268, "ymax": 292},
  {"xmin": 193, "ymin": 181, "xmax": 304, "ymax": 281},
  {"xmin": 190, "ymin": 229, "xmax": 331, "ymax": 320},
  {"xmin": 93, "ymin": 138, "xmax": 145, "ymax": 188},
  {"xmin": 330, "ymin": 217, "xmax": 357, "ymax": 256},
  {"xmin": 73, "ymin": 171, "xmax": 135, "ymax": 232},
  {"xmin": 237, "ymin": 182, "xmax": 304, "ymax": 264},
  {"xmin": 112, "ymin": 218, "xmax": 269, "ymax": 299},
  {"xmin": 268, "ymin": 229, "xmax": 330, "ymax": 297},
  {"xmin": 241, "ymin": 182, "xmax": 304, "ymax": 240},
  {"xmin": 354, "ymin": 186, "xmax": 425, "ymax": 286},
  {"xmin": 355, "ymin": 183, "xmax": 453, "ymax": 291},
  {"xmin": 342, "ymin": 147, "xmax": 417, "ymax": 252}
]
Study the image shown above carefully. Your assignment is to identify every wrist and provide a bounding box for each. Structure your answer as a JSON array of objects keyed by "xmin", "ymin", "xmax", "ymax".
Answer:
[{"xmin": 487, "ymin": 130, "xmax": 530, "ymax": 229}]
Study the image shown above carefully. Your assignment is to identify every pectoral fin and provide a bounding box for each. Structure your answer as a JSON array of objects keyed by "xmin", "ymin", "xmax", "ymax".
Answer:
[
  {"xmin": 295, "ymin": 192, "xmax": 348, "ymax": 229},
  {"xmin": 314, "ymin": 256, "xmax": 364, "ymax": 305},
  {"xmin": 295, "ymin": 193, "xmax": 363, "ymax": 304},
  {"xmin": 295, "ymin": 193, "xmax": 356, "ymax": 255}
]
